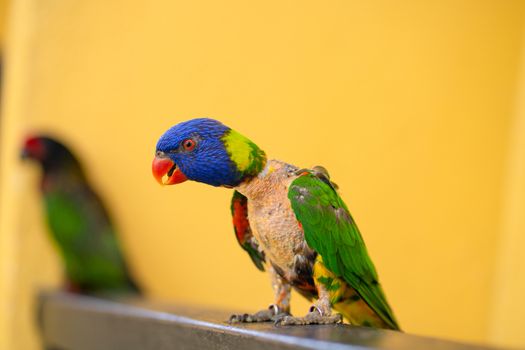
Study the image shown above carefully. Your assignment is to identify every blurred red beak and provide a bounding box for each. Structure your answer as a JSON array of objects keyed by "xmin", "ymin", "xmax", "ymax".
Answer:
[{"xmin": 152, "ymin": 153, "xmax": 188, "ymax": 185}]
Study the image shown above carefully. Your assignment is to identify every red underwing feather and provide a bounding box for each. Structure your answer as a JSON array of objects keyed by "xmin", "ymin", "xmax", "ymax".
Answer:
[{"xmin": 230, "ymin": 190, "xmax": 265, "ymax": 271}]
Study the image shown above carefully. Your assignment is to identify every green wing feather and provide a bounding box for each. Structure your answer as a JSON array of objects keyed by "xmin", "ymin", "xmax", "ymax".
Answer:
[
  {"xmin": 44, "ymin": 187, "xmax": 138, "ymax": 292},
  {"xmin": 288, "ymin": 171, "xmax": 399, "ymax": 330}
]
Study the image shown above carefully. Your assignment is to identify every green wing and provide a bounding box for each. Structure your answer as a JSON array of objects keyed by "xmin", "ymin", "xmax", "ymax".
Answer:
[
  {"xmin": 288, "ymin": 170, "xmax": 399, "ymax": 330},
  {"xmin": 44, "ymin": 187, "xmax": 138, "ymax": 292}
]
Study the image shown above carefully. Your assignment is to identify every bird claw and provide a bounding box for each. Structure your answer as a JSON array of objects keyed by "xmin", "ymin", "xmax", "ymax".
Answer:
[
  {"xmin": 229, "ymin": 304, "xmax": 290, "ymax": 323},
  {"xmin": 275, "ymin": 308, "xmax": 343, "ymax": 326}
]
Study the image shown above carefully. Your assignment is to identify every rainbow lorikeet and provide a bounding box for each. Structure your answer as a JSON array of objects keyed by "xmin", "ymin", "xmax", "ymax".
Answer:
[
  {"xmin": 22, "ymin": 135, "xmax": 140, "ymax": 295},
  {"xmin": 152, "ymin": 118, "xmax": 399, "ymax": 329}
]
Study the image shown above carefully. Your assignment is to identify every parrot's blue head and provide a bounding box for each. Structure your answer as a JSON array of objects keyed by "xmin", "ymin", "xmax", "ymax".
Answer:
[{"xmin": 152, "ymin": 118, "xmax": 266, "ymax": 187}]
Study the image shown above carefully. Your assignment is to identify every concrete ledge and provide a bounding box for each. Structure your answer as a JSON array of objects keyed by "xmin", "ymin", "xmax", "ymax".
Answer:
[{"xmin": 38, "ymin": 291, "xmax": 502, "ymax": 350}]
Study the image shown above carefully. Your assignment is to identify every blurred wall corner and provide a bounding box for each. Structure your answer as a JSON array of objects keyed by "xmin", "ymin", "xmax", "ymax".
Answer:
[
  {"xmin": 0, "ymin": 1, "xmax": 61, "ymax": 350},
  {"xmin": 489, "ymin": 19, "xmax": 525, "ymax": 349}
]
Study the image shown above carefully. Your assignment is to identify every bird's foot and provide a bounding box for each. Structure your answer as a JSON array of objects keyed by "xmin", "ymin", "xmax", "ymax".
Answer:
[
  {"xmin": 275, "ymin": 306, "xmax": 343, "ymax": 326},
  {"xmin": 229, "ymin": 304, "xmax": 290, "ymax": 323}
]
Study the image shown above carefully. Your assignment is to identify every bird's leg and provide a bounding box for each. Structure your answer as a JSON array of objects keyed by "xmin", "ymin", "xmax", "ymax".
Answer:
[
  {"xmin": 276, "ymin": 282, "xmax": 342, "ymax": 326},
  {"xmin": 229, "ymin": 265, "xmax": 291, "ymax": 323}
]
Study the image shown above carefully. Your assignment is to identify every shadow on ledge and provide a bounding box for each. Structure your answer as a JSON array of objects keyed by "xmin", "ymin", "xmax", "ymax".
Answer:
[{"xmin": 38, "ymin": 291, "xmax": 504, "ymax": 350}]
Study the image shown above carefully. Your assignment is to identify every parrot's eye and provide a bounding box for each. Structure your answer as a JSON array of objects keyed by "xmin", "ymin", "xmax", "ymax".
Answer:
[{"xmin": 182, "ymin": 139, "xmax": 196, "ymax": 151}]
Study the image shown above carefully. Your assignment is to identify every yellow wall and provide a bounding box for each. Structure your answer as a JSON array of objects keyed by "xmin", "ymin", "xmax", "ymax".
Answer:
[
  {"xmin": 1, "ymin": 1, "xmax": 525, "ymax": 349},
  {"xmin": 489, "ymin": 23, "xmax": 525, "ymax": 348}
]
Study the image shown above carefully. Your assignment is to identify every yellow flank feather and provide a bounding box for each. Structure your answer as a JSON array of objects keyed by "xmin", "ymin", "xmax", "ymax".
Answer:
[{"xmin": 314, "ymin": 256, "xmax": 389, "ymax": 328}]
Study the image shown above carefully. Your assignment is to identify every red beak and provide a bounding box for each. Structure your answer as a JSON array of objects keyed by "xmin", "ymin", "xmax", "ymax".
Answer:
[{"xmin": 152, "ymin": 153, "xmax": 188, "ymax": 185}]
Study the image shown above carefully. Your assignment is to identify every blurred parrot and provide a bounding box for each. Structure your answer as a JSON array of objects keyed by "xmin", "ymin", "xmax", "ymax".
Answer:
[
  {"xmin": 152, "ymin": 118, "xmax": 399, "ymax": 329},
  {"xmin": 22, "ymin": 135, "xmax": 140, "ymax": 295}
]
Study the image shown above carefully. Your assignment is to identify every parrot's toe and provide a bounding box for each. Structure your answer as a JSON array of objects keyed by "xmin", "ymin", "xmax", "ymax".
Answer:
[
  {"xmin": 228, "ymin": 304, "xmax": 290, "ymax": 324},
  {"xmin": 275, "ymin": 309, "xmax": 343, "ymax": 326}
]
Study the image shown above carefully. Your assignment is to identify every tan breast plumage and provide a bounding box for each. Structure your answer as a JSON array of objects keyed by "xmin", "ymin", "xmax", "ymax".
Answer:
[{"xmin": 235, "ymin": 160, "xmax": 315, "ymax": 283}]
